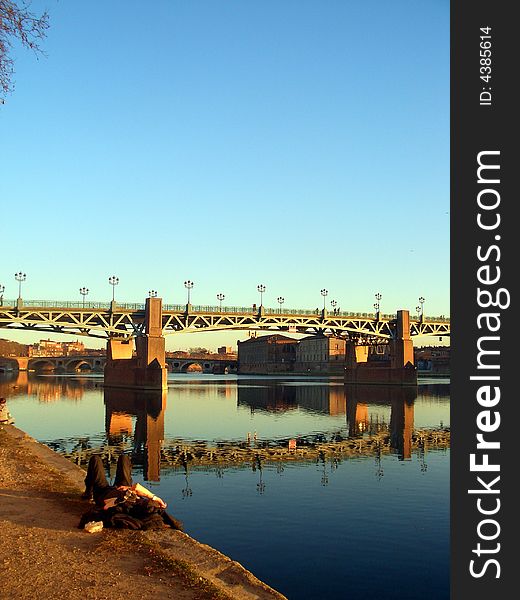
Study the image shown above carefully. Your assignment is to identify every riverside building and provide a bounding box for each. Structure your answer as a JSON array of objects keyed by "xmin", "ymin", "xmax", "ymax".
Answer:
[
  {"xmin": 294, "ymin": 334, "xmax": 346, "ymax": 374},
  {"xmin": 237, "ymin": 334, "xmax": 298, "ymax": 373}
]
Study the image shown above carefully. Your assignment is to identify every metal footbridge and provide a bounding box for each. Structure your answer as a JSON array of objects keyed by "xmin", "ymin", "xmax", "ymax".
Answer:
[{"xmin": 0, "ymin": 299, "xmax": 450, "ymax": 341}]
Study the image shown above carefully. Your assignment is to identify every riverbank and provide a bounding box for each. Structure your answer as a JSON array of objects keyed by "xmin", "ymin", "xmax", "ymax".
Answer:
[{"xmin": 0, "ymin": 423, "xmax": 287, "ymax": 600}]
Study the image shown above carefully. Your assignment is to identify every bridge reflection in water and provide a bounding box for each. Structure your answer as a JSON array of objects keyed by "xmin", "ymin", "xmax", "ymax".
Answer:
[
  {"xmin": 344, "ymin": 385, "xmax": 416, "ymax": 459},
  {"xmin": 2, "ymin": 371, "xmax": 448, "ymax": 480},
  {"xmin": 104, "ymin": 388, "xmax": 166, "ymax": 482}
]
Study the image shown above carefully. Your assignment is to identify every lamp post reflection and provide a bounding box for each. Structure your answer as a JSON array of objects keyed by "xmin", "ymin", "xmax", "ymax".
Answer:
[
  {"xmin": 182, "ymin": 463, "xmax": 193, "ymax": 498},
  {"xmin": 253, "ymin": 455, "xmax": 266, "ymax": 494}
]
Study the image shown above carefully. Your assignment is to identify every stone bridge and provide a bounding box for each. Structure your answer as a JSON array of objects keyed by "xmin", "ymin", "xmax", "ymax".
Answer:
[
  {"xmin": 167, "ymin": 356, "xmax": 237, "ymax": 374},
  {"xmin": 1, "ymin": 354, "xmax": 237, "ymax": 375},
  {"xmin": 28, "ymin": 355, "xmax": 106, "ymax": 373}
]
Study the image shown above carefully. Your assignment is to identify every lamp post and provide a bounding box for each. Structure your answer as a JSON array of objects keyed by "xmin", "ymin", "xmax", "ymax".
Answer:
[
  {"xmin": 184, "ymin": 280, "xmax": 194, "ymax": 305},
  {"xmin": 277, "ymin": 296, "xmax": 284, "ymax": 314},
  {"xmin": 149, "ymin": 290, "xmax": 158, "ymax": 298},
  {"xmin": 419, "ymin": 296, "xmax": 425, "ymax": 320},
  {"xmin": 416, "ymin": 305, "xmax": 421, "ymax": 320},
  {"xmin": 15, "ymin": 272, "xmax": 26, "ymax": 299},
  {"xmin": 108, "ymin": 275, "xmax": 119, "ymax": 302},
  {"xmin": 320, "ymin": 288, "xmax": 328, "ymax": 310},
  {"xmin": 79, "ymin": 286, "xmax": 89, "ymax": 308},
  {"xmin": 217, "ymin": 293, "xmax": 225, "ymax": 311},
  {"xmin": 331, "ymin": 299, "xmax": 337, "ymax": 314},
  {"xmin": 257, "ymin": 284, "xmax": 266, "ymax": 307},
  {"xmin": 0, "ymin": 284, "xmax": 4, "ymax": 307},
  {"xmin": 374, "ymin": 292, "xmax": 382, "ymax": 318}
]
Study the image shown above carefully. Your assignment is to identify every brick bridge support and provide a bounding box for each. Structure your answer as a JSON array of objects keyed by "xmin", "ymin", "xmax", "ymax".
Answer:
[
  {"xmin": 345, "ymin": 310, "xmax": 417, "ymax": 385},
  {"xmin": 104, "ymin": 297, "xmax": 167, "ymax": 390}
]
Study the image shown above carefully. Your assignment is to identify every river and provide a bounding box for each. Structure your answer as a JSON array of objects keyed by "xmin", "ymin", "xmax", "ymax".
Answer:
[{"xmin": 1, "ymin": 371, "xmax": 450, "ymax": 600}]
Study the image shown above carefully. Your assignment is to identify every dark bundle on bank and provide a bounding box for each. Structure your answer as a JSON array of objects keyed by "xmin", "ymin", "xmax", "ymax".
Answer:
[
  {"xmin": 79, "ymin": 487, "xmax": 183, "ymax": 531},
  {"xmin": 79, "ymin": 454, "xmax": 183, "ymax": 531}
]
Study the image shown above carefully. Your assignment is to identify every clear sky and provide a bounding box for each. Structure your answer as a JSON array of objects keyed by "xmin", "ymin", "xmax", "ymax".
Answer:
[{"xmin": 0, "ymin": 0, "xmax": 449, "ymax": 350}]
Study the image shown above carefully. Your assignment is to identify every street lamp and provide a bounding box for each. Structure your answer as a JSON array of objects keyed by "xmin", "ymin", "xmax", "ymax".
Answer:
[
  {"xmin": 0, "ymin": 284, "xmax": 4, "ymax": 307},
  {"xmin": 79, "ymin": 286, "xmax": 89, "ymax": 308},
  {"xmin": 331, "ymin": 299, "xmax": 337, "ymax": 314},
  {"xmin": 277, "ymin": 296, "xmax": 284, "ymax": 313},
  {"xmin": 257, "ymin": 284, "xmax": 266, "ymax": 307},
  {"xmin": 419, "ymin": 296, "xmax": 425, "ymax": 319},
  {"xmin": 108, "ymin": 275, "xmax": 119, "ymax": 302},
  {"xmin": 217, "ymin": 293, "xmax": 225, "ymax": 311},
  {"xmin": 184, "ymin": 280, "xmax": 194, "ymax": 304},
  {"xmin": 320, "ymin": 288, "xmax": 328, "ymax": 310},
  {"xmin": 416, "ymin": 305, "xmax": 421, "ymax": 320},
  {"xmin": 15, "ymin": 272, "xmax": 26, "ymax": 299},
  {"xmin": 149, "ymin": 290, "xmax": 158, "ymax": 298},
  {"xmin": 374, "ymin": 292, "xmax": 382, "ymax": 316}
]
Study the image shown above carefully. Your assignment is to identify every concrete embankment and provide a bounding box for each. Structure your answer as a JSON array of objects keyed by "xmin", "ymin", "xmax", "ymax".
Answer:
[{"xmin": 0, "ymin": 423, "xmax": 287, "ymax": 600}]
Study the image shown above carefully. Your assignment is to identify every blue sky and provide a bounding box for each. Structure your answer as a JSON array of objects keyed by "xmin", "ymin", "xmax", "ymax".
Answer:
[{"xmin": 0, "ymin": 0, "xmax": 449, "ymax": 349}]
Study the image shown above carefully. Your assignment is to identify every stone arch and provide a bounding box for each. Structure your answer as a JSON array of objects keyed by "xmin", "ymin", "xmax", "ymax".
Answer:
[
  {"xmin": 180, "ymin": 361, "xmax": 204, "ymax": 373},
  {"xmin": 30, "ymin": 359, "xmax": 56, "ymax": 373},
  {"xmin": 65, "ymin": 359, "xmax": 93, "ymax": 372}
]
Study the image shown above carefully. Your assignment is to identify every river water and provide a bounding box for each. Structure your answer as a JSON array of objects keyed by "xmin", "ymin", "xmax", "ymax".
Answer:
[{"xmin": 1, "ymin": 371, "xmax": 450, "ymax": 600}]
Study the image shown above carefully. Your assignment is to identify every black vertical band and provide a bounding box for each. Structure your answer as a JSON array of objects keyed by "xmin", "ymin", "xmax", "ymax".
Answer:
[{"xmin": 451, "ymin": 1, "xmax": 515, "ymax": 597}]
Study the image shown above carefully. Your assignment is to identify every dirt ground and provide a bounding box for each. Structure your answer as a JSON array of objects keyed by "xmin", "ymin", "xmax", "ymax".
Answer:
[{"xmin": 0, "ymin": 424, "xmax": 287, "ymax": 600}]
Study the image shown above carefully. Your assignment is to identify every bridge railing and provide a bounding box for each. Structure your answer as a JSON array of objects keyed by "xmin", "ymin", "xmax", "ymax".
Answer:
[
  {"xmin": 0, "ymin": 300, "xmax": 146, "ymax": 310},
  {"xmin": 0, "ymin": 299, "xmax": 450, "ymax": 323}
]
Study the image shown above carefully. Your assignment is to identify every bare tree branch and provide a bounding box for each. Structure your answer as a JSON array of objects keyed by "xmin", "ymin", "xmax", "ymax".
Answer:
[{"xmin": 0, "ymin": 0, "xmax": 49, "ymax": 98}]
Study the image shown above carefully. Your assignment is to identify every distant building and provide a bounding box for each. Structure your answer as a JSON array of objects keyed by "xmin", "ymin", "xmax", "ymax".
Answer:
[
  {"xmin": 414, "ymin": 346, "xmax": 450, "ymax": 375},
  {"xmin": 238, "ymin": 334, "xmax": 298, "ymax": 373},
  {"xmin": 217, "ymin": 346, "xmax": 235, "ymax": 355},
  {"xmin": 29, "ymin": 339, "xmax": 85, "ymax": 357},
  {"xmin": 295, "ymin": 334, "xmax": 346, "ymax": 373}
]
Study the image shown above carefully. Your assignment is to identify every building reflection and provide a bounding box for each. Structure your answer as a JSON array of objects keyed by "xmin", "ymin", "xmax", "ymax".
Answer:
[
  {"xmin": 345, "ymin": 385, "xmax": 417, "ymax": 459},
  {"xmin": 104, "ymin": 388, "xmax": 167, "ymax": 482},
  {"xmin": 0, "ymin": 371, "xmax": 99, "ymax": 402},
  {"xmin": 237, "ymin": 380, "xmax": 346, "ymax": 415},
  {"xmin": 237, "ymin": 383, "xmax": 298, "ymax": 413}
]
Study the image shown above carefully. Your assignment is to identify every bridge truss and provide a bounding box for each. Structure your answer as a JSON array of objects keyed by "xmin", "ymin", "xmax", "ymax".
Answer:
[{"xmin": 0, "ymin": 300, "xmax": 450, "ymax": 342}]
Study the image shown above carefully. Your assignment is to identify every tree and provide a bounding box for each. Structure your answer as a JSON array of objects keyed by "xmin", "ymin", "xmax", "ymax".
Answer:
[{"xmin": 0, "ymin": 0, "xmax": 49, "ymax": 100}]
